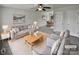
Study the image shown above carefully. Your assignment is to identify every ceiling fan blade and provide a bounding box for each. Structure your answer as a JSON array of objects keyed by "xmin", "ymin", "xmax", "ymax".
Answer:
[
  {"xmin": 36, "ymin": 9, "xmax": 38, "ymax": 11},
  {"xmin": 44, "ymin": 7, "xmax": 51, "ymax": 9},
  {"xmin": 42, "ymin": 8, "xmax": 46, "ymax": 11},
  {"xmin": 38, "ymin": 4, "xmax": 43, "ymax": 7}
]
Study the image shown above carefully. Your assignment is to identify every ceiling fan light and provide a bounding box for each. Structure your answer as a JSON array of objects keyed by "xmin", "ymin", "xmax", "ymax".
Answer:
[
  {"xmin": 39, "ymin": 5, "xmax": 42, "ymax": 7},
  {"xmin": 38, "ymin": 8, "xmax": 42, "ymax": 11}
]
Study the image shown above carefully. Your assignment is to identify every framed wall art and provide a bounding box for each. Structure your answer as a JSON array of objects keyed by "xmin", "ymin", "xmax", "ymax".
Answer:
[{"xmin": 13, "ymin": 14, "xmax": 25, "ymax": 24}]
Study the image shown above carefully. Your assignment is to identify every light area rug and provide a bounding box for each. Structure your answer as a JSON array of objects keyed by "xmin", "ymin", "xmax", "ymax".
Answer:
[
  {"xmin": 8, "ymin": 32, "xmax": 48, "ymax": 55},
  {"xmin": 8, "ymin": 38, "xmax": 32, "ymax": 55}
]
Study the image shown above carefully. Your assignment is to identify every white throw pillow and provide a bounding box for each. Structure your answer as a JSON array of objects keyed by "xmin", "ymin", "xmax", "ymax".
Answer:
[{"xmin": 13, "ymin": 28, "xmax": 19, "ymax": 33}]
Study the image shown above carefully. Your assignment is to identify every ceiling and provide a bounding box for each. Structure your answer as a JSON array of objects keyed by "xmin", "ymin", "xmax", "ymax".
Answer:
[{"xmin": 0, "ymin": 4, "xmax": 78, "ymax": 11}]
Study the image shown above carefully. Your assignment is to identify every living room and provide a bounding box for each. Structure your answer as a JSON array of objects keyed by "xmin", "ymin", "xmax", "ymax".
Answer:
[{"xmin": 0, "ymin": 4, "xmax": 79, "ymax": 55}]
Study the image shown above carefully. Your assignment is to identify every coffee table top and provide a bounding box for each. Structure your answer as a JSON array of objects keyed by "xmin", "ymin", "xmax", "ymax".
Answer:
[
  {"xmin": 23, "ymin": 32, "xmax": 45, "ymax": 45},
  {"xmin": 24, "ymin": 35, "xmax": 42, "ymax": 43}
]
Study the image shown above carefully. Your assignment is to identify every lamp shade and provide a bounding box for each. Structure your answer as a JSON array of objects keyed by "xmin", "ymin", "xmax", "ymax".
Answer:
[
  {"xmin": 2, "ymin": 25, "xmax": 8, "ymax": 32},
  {"xmin": 33, "ymin": 21, "xmax": 37, "ymax": 25}
]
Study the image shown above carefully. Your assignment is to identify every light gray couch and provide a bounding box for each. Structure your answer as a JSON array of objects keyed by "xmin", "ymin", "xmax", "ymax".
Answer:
[{"xmin": 10, "ymin": 25, "xmax": 29, "ymax": 39}]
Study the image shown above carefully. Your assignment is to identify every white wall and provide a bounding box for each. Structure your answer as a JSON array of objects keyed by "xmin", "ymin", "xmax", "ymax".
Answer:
[
  {"xmin": 1, "ymin": 5, "xmax": 79, "ymax": 37},
  {"xmin": 54, "ymin": 12, "xmax": 64, "ymax": 31},
  {"xmin": 53, "ymin": 5, "xmax": 79, "ymax": 37},
  {"xmin": 34, "ymin": 11, "xmax": 54, "ymax": 27},
  {"xmin": 0, "ymin": 6, "xmax": 48, "ymax": 32},
  {"xmin": 33, "ymin": 12, "xmax": 47, "ymax": 27},
  {"xmin": 0, "ymin": 7, "xmax": 35, "ymax": 31}
]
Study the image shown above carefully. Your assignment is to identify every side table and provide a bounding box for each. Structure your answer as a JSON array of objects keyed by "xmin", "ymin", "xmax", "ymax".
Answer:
[{"xmin": 0, "ymin": 32, "xmax": 11, "ymax": 54}]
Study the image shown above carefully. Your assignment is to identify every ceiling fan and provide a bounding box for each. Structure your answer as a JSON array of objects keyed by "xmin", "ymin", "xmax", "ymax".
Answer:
[{"xmin": 36, "ymin": 4, "xmax": 51, "ymax": 11}]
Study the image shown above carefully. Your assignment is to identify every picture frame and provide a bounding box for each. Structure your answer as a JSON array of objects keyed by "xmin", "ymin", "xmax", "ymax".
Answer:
[{"xmin": 13, "ymin": 14, "xmax": 25, "ymax": 24}]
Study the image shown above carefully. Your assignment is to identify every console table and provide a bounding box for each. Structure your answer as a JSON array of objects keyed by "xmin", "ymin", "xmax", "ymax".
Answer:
[{"xmin": 64, "ymin": 44, "xmax": 78, "ymax": 54}]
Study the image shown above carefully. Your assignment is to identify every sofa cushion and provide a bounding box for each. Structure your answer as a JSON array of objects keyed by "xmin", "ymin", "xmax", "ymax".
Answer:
[
  {"xmin": 46, "ymin": 34, "xmax": 59, "ymax": 48},
  {"xmin": 46, "ymin": 38, "xmax": 56, "ymax": 48},
  {"xmin": 15, "ymin": 29, "xmax": 29, "ymax": 39},
  {"xmin": 51, "ymin": 39, "xmax": 61, "ymax": 55},
  {"xmin": 49, "ymin": 34, "xmax": 59, "ymax": 40}
]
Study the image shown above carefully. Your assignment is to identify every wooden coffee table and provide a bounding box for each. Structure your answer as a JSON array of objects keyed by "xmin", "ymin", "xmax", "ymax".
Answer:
[{"xmin": 23, "ymin": 32, "xmax": 44, "ymax": 46}]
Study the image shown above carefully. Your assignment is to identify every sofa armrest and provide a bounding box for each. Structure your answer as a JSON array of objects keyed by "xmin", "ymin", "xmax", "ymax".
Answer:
[{"xmin": 57, "ymin": 38, "xmax": 66, "ymax": 55}]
